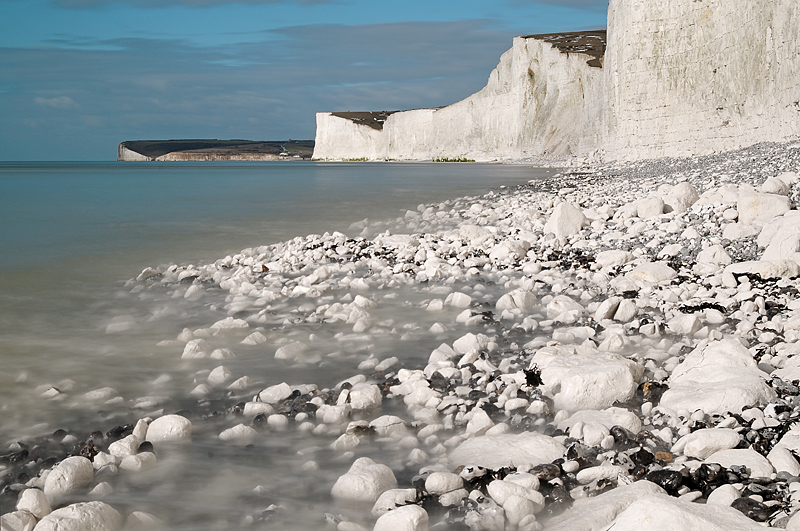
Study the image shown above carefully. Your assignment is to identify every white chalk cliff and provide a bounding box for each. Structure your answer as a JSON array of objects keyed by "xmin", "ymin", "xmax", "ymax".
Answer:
[{"xmin": 313, "ymin": 0, "xmax": 800, "ymax": 162}]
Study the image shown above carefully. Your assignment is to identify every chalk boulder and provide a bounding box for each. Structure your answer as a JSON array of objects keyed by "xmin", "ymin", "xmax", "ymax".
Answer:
[
  {"xmin": 330, "ymin": 457, "xmax": 397, "ymax": 503},
  {"xmin": 43, "ymin": 456, "xmax": 95, "ymax": 506}
]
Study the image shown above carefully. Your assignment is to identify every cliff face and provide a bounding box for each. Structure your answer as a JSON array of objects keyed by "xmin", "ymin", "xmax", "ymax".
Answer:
[
  {"xmin": 313, "ymin": 34, "xmax": 606, "ymax": 162},
  {"xmin": 314, "ymin": 0, "xmax": 800, "ymax": 162},
  {"xmin": 605, "ymin": 0, "xmax": 800, "ymax": 160}
]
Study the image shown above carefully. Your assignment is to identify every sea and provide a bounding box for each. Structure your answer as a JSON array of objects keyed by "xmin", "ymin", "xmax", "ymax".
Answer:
[{"xmin": 0, "ymin": 161, "xmax": 554, "ymax": 527}]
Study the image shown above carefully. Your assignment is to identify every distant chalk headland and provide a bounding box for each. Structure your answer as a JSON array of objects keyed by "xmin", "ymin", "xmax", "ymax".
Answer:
[{"xmin": 117, "ymin": 139, "xmax": 314, "ymax": 161}]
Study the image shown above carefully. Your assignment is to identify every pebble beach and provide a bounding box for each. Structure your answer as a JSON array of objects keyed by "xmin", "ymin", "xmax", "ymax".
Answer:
[{"xmin": 5, "ymin": 140, "xmax": 800, "ymax": 531}]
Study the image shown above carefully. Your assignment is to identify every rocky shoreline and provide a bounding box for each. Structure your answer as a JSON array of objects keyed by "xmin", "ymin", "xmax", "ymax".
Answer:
[{"xmin": 4, "ymin": 140, "xmax": 800, "ymax": 530}]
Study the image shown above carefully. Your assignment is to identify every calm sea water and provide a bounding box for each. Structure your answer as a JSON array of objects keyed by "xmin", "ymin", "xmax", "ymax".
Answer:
[{"xmin": 0, "ymin": 161, "xmax": 553, "ymax": 527}]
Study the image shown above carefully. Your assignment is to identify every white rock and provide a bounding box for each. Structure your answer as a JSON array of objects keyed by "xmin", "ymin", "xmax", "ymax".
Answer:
[
  {"xmin": 371, "ymin": 488, "xmax": 417, "ymax": 516},
  {"xmin": 119, "ymin": 452, "xmax": 157, "ymax": 472},
  {"xmin": 605, "ymin": 492, "xmax": 763, "ymax": 530},
  {"xmin": 768, "ymin": 445, "xmax": 800, "ymax": 476},
  {"xmin": 466, "ymin": 408, "xmax": 494, "ymax": 436},
  {"xmin": 446, "ymin": 292, "xmax": 473, "ymax": 308},
  {"xmin": 625, "ymin": 262, "xmax": 676, "ymax": 284},
  {"xmin": 373, "ymin": 504, "xmax": 428, "ymax": 531},
  {"xmin": 496, "ymin": 289, "xmax": 537, "ymax": 312},
  {"xmin": 531, "ymin": 345, "xmax": 643, "ymax": 412},
  {"xmin": 453, "ymin": 332, "xmax": 488, "ymax": 355},
  {"xmin": 33, "ymin": 501, "xmax": 122, "ymax": 531},
  {"xmin": 613, "ymin": 299, "xmax": 638, "ymax": 322},
  {"xmin": 636, "ymin": 197, "xmax": 664, "ymax": 219},
  {"xmin": 240, "ymin": 331, "xmax": 267, "ymax": 345},
  {"xmin": 696, "ymin": 245, "xmax": 732, "ymax": 265},
  {"xmin": 576, "ymin": 465, "xmax": 625, "ymax": 484},
  {"xmin": 557, "ymin": 407, "xmax": 642, "ymax": 435},
  {"xmin": 666, "ymin": 313, "xmax": 701, "ymax": 335},
  {"xmin": 83, "ymin": 387, "xmax": 118, "ymax": 402},
  {"xmin": 664, "ymin": 182, "xmax": 700, "ymax": 212},
  {"xmin": 145, "ymin": 414, "xmax": 192, "ymax": 443},
  {"xmin": 274, "ymin": 341, "xmax": 308, "ymax": 360},
  {"xmin": 705, "ymin": 448, "xmax": 774, "ymax": 478},
  {"xmin": 108, "ymin": 435, "xmax": 139, "ymax": 459},
  {"xmin": 219, "ymin": 424, "xmax": 259, "ymax": 444},
  {"xmin": 661, "ymin": 339, "xmax": 775, "ymax": 415},
  {"xmin": 211, "ymin": 316, "xmax": 249, "ymax": 330},
  {"xmin": 489, "ymin": 240, "xmax": 530, "ymax": 263},
  {"xmin": 722, "ymin": 223, "xmax": 760, "ymax": 240},
  {"xmin": 0, "ymin": 511, "xmax": 37, "ymax": 531},
  {"xmin": 544, "ymin": 202, "xmax": 587, "ymax": 238},
  {"xmin": 17, "ymin": 488, "xmax": 51, "ymax": 519},
  {"xmin": 503, "ymin": 494, "xmax": 539, "ymax": 526},
  {"xmin": 737, "ymin": 191, "xmax": 790, "ymax": 224},
  {"xmin": 348, "ymin": 383, "xmax": 382, "ymax": 410},
  {"xmin": 181, "ymin": 338, "xmax": 208, "ymax": 359},
  {"xmin": 595, "ymin": 250, "xmax": 634, "ymax": 269},
  {"xmin": 545, "ymin": 481, "xmax": 666, "ymax": 531},
  {"xmin": 724, "ymin": 259, "xmax": 800, "ymax": 279},
  {"xmin": 425, "ymin": 472, "xmax": 464, "ymax": 495},
  {"xmin": 207, "ymin": 366, "xmax": 233, "ymax": 387},
  {"xmin": 124, "ymin": 511, "xmax": 163, "ymax": 529},
  {"xmin": 706, "ymin": 484, "xmax": 741, "ymax": 506},
  {"xmin": 761, "ymin": 176, "xmax": 790, "ymax": 195},
  {"xmin": 43, "ymin": 456, "xmax": 95, "ymax": 506},
  {"xmin": 546, "ymin": 295, "xmax": 584, "ymax": 323},
  {"xmin": 594, "ymin": 296, "xmax": 621, "ymax": 321},
  {"xmin": 671, "ymin": 428, "xmax": 741, "ymax": 460},
  {"xmin": 88, "ymin": 482, "xmax": 113, "ymax": 499},
  {"xmin": 330, "ymin": 457, "xmax": 397, "ymax": 503},
  {"xmin": 449, "ymin": 432, "xmax": 565, "ymax": 469},
  {"xmin": 210, "ymin": 347, "xmax": 236, "ymax": 359},
  {"xmin": 257, "ymin": 382, "xmax": 293, "ymax": 404}
]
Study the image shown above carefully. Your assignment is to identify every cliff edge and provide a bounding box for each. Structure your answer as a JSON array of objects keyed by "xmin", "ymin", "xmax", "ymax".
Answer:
[{"xmin": 313, "ymin": 0, "xmax": 800, "ymax": 163}]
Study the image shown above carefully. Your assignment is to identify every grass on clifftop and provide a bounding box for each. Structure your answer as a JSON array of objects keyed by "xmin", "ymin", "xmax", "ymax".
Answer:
[{"xmin": 433, "ymin": 157, "xmax": 476, "ymax": 162}]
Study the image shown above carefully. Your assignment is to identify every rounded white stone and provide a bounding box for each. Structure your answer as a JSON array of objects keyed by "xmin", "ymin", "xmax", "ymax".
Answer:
[
  {"xmin": 373, "ymin": 504, "xmax": 428, "ymax": 531},
  {"xmin": 145, "ymin": 414, "xmax": 192, "ymax": 443},
  {"xmin": 43, "ymin": 456, "xmax": 95, "ymax": 506},
  {"xmin": 34, "ymin": 501, "xmax": 122, "ymax": 531},
  {"xmin": 16, "ymin": 487, "xmax": 51, "ymax": 519},
  {"xmin": 425, "ymin": 472, "xmax": 464, "ymax": 495}
]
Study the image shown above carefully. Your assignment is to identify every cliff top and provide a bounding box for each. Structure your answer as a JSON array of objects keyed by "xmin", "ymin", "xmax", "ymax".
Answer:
[
  {"xmin": 329, "ymin": 111, "xmax": 399, "ymax": 131},
  {"xmin": 523, "ymin": 30, "xmax": 607, "ymax": 68}
]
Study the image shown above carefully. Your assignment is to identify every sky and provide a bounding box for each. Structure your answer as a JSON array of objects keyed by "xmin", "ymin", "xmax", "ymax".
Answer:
[{"xmin": 0, "ymin": 0, "xmax": 608, "ymax": 160}]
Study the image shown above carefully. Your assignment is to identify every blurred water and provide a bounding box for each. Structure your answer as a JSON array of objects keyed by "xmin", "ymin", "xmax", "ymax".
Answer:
[{"xmin": 0, "ymin": 161, "xmax": 554, "ymax": 527}]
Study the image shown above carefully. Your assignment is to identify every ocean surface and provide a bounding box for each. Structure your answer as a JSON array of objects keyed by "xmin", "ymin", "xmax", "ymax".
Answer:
[{"xmin": 0, "ymin": 161, "xmax": 554, "ymax": 527}]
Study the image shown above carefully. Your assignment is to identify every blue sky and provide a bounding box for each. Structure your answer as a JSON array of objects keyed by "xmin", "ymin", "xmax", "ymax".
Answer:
[{"xmin": 0, "ymin": 0, "xmax": 608, "ymax": 160}]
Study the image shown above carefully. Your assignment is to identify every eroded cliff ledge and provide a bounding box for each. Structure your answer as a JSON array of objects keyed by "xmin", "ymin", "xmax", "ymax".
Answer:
[{"xmin": 314, "ymin": 0, "xmax": 800, "ymax": 163}]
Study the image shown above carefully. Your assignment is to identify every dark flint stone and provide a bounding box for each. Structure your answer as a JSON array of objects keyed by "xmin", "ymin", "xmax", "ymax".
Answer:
[
  {"xmin": 541, "ymin": 482, "xmax": 572, "ymax": 516},
  {"xmin": 621, "ymin": 290, "xmax": 638, "ymax": 299},
  {"xmin": 595, "ymin": 478, "xmax": 615, "ymax": 494},
  {"xmin": 468, "ymin": 390, "xmax": 487, "ymax": 401},
  {"xmin": 743, "ymin": 482, "xmax": 778, "ymax": 500},
  {"xmin": 645, "ymin": 469, "xmax": 683, "ymax": 494},
  {"xmin": 610, "ymin": 425, "xmax": 631, "ymax": 444},
  {"xmin": 731, "ymin": 496, "xmax": 772, "ymax": 522},
  {"xmin": 638, "ymin": 381, "xmax": 668, "ymax": 403},
  {"xmin": 90, "ymin": 431, "xmax": 104, "ymax": 443},
  {"xmin": 629, "ymin": 447, "xmax": 655, "ymax": 467},
  {"xmin": 179, "ymin": 275, "xmax": 199, "ymax": 284},
  {"xmin": 137, "ymin": 441, "xmax": 154, "ymax": 454},
  {"xmin": 419, "ymin": 493, "xmax": 447, "ymax": 520},
  {"xmin": 531, "ymin": 463, "xmax": 561, "ymax": 481},
  {"xmin": 106, "ymin": 424, "xmax": 134, "ymax": 440},
  {"xmin": 79, "ymin": 441, "xmax": 98, "ymax": 461},
  {"xmin": 524, "ymin": 366, "xmax": 543, "ymax": 387},
  {"xmin": 349, "ymin": 425, "xmax": 376, "ymax": 438},
  {"xmin": 252, "ymin": 414, "xmax": 268, "ymax": 431},
  {"xmin": 52, "ymin": 429, "xmax": 68, "ymax": 439},
  {"xmin": 429, "ymin": 371, "xmax": 449, "ymax": 391},
  {"xmin": 730, "ymin": 464, "xmax": 750, "ymax": 479},
  {"xmin": 0, "ymin": 450, "xmax": 28, "ymax": 464}
]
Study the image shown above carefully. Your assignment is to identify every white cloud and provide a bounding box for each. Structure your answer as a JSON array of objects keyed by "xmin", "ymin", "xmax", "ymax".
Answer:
[{"xmin": 34, "ymin": 95, "xmax": 80, "ymax": 109}]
